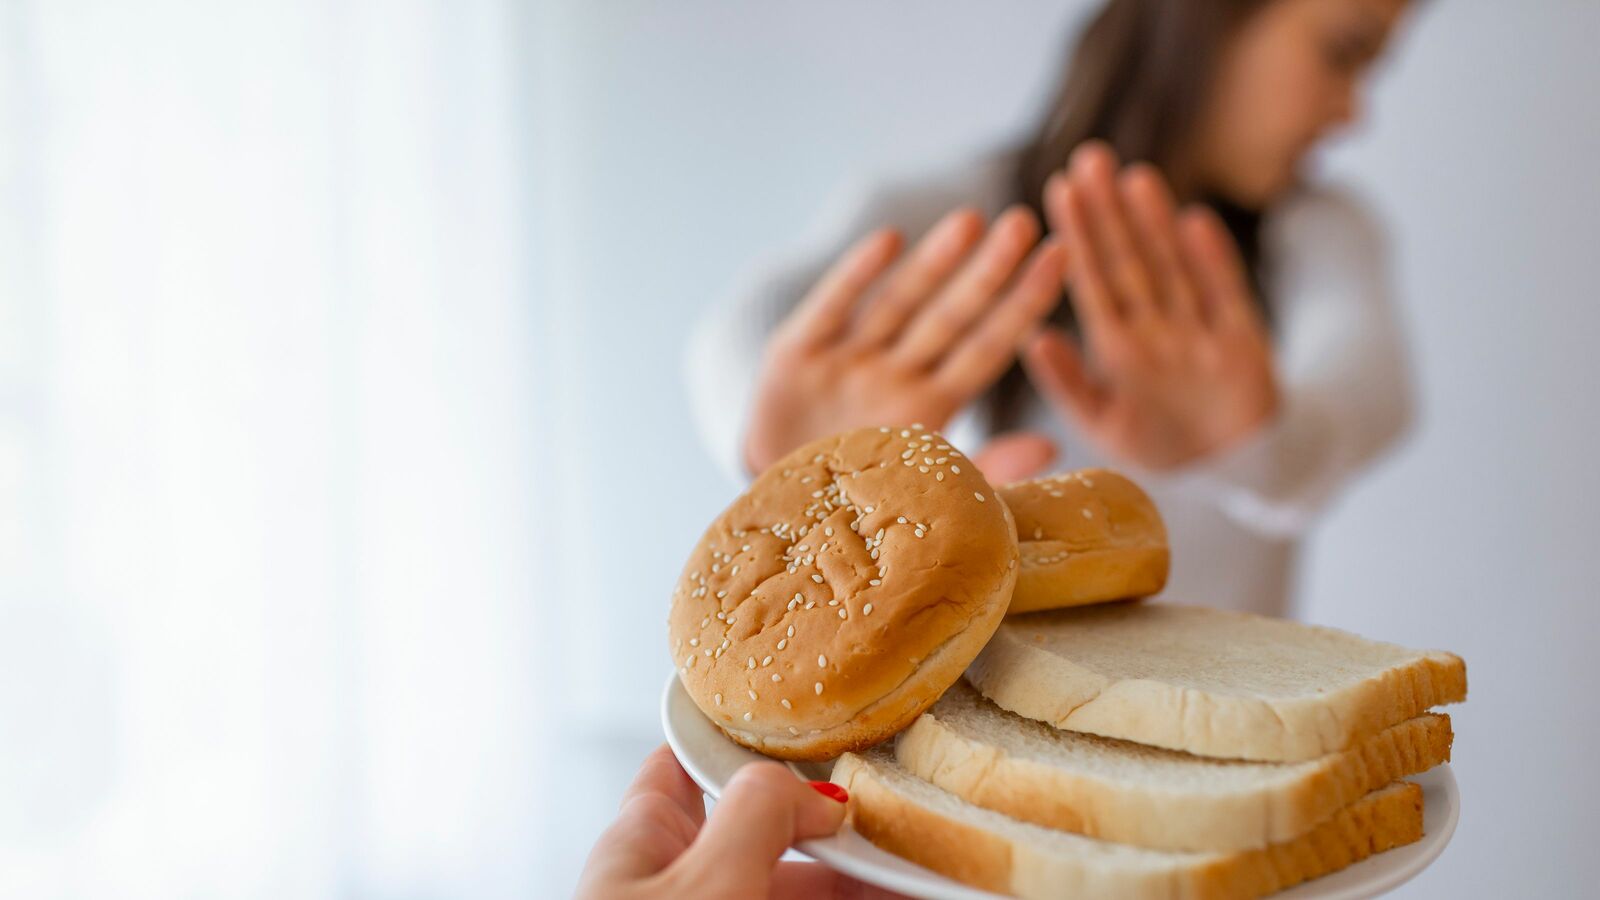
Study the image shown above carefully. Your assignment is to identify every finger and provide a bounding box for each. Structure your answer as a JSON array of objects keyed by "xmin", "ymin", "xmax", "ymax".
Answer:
[
  {"xmin": 669, "ymin": 764, "xmax": 848, "ymax": 892},
  {"xmin": 582, "ymin": 790, "xmax": 701, "ymax": 884},
  {"xmin": 934, "ymin": 239, "xmax": 1065, "ymax": 398},
  {"xmin": 851, "ymin": 209, "xmax": 984, "ymax": 349},
  {"xmin": 1054, "ymin": 176, "xmax": 1124, "ymax": 339},
  {"xmin": 620, "ymin": 744, "xmax": 706, "ymax": 828},
  {"xmin": 771, "ymin": 861, "xmax": 912, "ymax": 900},
  {"xmin": 971, "ymin": 430, "xmax": 1059, "ymax": 484},
  {"xmin": 890, "ymin": 206, "xmax": 1039, "ymax": 369},
  {"xmin": 1176, "ymin": 206, "xmax": 1262, "ymax": 334},
  {"xmin": 779, "ymin": 228, "xmax": 903, "ymax": 351},
  {"xmin": 1022, "ymin": 327, "xmax": 1106, "ymax": 425},
  {"xmin": 1120, "ymin": 164, "xmax": 1202, "ymax": 326},
  {"xmin": 1070, "ymin": 142, "xmax": 1159, "ymax": 320}
]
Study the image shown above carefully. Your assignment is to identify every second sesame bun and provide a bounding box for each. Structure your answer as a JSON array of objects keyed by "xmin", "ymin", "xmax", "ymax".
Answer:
[
  {"xmin": 668, "ymin": 425, "xmax": 1019, "ymax": 761},
  {"xmin": 998, "ymin": 469, "xmax": 1168, "ymax": 614}
]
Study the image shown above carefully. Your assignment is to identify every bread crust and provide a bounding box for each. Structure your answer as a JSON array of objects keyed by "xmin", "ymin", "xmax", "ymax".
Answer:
[
  {"xmin": 668, "ymin": 426, "xmax": 1019, "ymax": 760},
  {"xmin": 832, "ymin": 751, "xmax": 1426, "ymax": 900},
  {"xmin": 895, "ymin": 684, "xmax": 1452, "ymax": 850},
  {"xmin": 999, "ymin": 470, "xmax": 1168, "ymax": 614}
]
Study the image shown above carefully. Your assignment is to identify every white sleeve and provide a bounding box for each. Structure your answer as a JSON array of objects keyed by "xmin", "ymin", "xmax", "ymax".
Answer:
[
  {"xmin": 682, "ymin": 154, "xmax": 1016, "ymax": 488},
  {"xmin": 1177, "ymin": 187, "xmax": 1416, "ymax": 537}
]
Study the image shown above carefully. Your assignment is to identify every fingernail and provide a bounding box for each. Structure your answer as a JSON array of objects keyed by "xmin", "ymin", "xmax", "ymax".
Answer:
[{"xmin": 809, "ymin": 780, "xmax": 848, "ymax": 803}]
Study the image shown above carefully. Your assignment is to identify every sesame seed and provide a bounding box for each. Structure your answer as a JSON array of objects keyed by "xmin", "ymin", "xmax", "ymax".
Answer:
[
  {"xmin": 781, "ymin": 699, "xmax": 792, "ymax": 710},
  {"xmin": 685, "ymin": 655, "xmax": 695, "ymax": 667},
  {"xmin": 748, "ymin": 690, "xmax": 758, "ymax": 700},
  {"xmin": 787, "ymin": 625, "xmax": 796, "ymax": 637},
  {"xmin": 869, "ymin": 579, "xmax": 881, "ymax": 586},
  {"xmin": 703, "ymin": 649, "xmax": 712, "ymax": 656},
  {"xmin": 762, "ymin": 655, "xmax": 773, "ymax": 666},
  {"xmin": 1034, "ymin": 528, "xmax": 1043, "ymax": 539},
  {"xmin": 936, "ymin": 472, "xmax": 945, "ymax": 481},
  {"xmin": 870, "ymin": 548, "xmax": 879, "ymax": 559},
  {"xmin": 828, "ymin": 598, "xmax": 839, "ymax": 606},
  {"xmin": 1082, "ymin": 508, "xmax": 1093, "ymax": 519},
  {"xmin": 900, "ymin": 430, "xmax": 911, "ymax": 437},
  {"xmin": 716, "ymin": 590, "xmax": 727, "ymax": 599},
  {"xmin": 951, "ymin": 465, "xmax": 961, "ymax": 474},
  {"xmin": 714, "ymin": 693, "xmax": 722, "ymax": 705},
  {"xmin": 897, "ymin": 516, "xmax": 907, "ymax": 524},
  {"xmin": 919, "ymin": 466, "xmax": 929, "ymax": 473},
  {"xmin": 811, "ymin": 574, "xmax": 824, "ymax": 583},
  {"xmin": 771, "ymin": 673, "xmax": 782, "ymax": 682},
  {"xmin": 825, "ymin": 527, "xmax": 834, "ymax": 537},
  {"xmin": 748, "ymin": 657, "xmax": 756, "ymax": 669},
  {"xmin": 864, "ymin": 506, "xmax": 875, "ymax": 514},
  {"xmin": 743, "ymin": 712, "xmax": 752, "ymax": 721},
  {"xmin": 901, "ymin": 450, "xmax": 914, "ymax": 460},
  {"xmin": 924, "ymin": 457, "xmax": 933, "ymax": 465},
  {"xmin": 777, "ymin": 638, "xmax": 788, "ymax": 651},
  {"xmin": 689, "ymin": 638, "xmax": 699, "ymax": 647},
  {"xmin": 730, "ymin": 565, "xmax": 739, "ymax": 575},
  {"xmin": 805, "ymin": 601, "xmax": 815, "ymax": 609},
  {"xmin": 974, "ymin": 492, "xmax": 986, "ymax": 502},
  {"xmin": 864, "ymin": 603, "xmax": 874, "ymax": 615},
  {"xmin": 838, "ymin": 609, "xmax": 847, "ymax": 619},
  {"xmin": 815, "ymin": 682, "xmax": 824, "ymax": 694},
  {"xmin": 818, "ymin": 654, "xmax": 827, "ymax": 667}
]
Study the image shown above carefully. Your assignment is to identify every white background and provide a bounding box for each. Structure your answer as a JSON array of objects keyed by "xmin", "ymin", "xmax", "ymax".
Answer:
[{"xmin": 1, "ymin": 0, "xmax": 1594, "ymax": 897}]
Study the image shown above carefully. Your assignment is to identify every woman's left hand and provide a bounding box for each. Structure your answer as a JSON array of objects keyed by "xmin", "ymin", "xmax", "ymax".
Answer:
[{"xmin": 1024, "ymin": 142, "xmax": 1279, "ymax": 471}]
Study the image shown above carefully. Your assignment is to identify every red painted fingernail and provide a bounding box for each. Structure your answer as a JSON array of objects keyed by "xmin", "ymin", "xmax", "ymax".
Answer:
[{"xmin": 809, "ymin": 780, "xmax": 848, "ymax": 803}]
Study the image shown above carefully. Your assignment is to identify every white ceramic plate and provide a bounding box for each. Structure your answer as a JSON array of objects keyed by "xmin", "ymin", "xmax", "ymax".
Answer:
[{"xmin": 662, "ymin": 672, "xmax": 1459, "ymax": 900}]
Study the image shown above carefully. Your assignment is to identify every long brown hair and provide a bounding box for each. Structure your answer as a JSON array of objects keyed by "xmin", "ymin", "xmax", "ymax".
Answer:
[{"xmin": 987, "ymin": 0, "xmax": 1273, "ymax": 433}]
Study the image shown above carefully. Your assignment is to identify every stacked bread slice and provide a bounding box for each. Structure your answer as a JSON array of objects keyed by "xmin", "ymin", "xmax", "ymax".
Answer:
[{"xmin": 830, "ymin": 603, "xmax": 1467, "ymax": 899}]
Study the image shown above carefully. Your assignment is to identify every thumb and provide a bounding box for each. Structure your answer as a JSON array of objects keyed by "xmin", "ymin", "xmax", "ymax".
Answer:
[
  {"xmin": 666, "ymin": 762, "xmax": 848, "ymax": 894},
  {"xmin": 972, "ymin": 430, "xmax": 1058, "ymax": 485}
]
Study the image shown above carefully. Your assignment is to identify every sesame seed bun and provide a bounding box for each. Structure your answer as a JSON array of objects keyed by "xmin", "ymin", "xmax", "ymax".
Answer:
[
  {"xmin": 668, "ymin": 425, "xmax": 1018, "ymax": 761},
  {"xmin": 998, "ymin": 469, "xmax": 1168, "ymax": 614}
]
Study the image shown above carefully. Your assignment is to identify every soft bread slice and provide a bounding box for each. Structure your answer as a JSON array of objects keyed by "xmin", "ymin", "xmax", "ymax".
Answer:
[
  {"xmin": 832, "ymin": 747, "xmax": 1424, "ymax": 900},
  {"xmin": 968, "ymin": 603, "xmax": 1467, "ymax": 762},
  {"xmin": 896, "ymin": 681, "xmax": 1451, "ymax": 851}
]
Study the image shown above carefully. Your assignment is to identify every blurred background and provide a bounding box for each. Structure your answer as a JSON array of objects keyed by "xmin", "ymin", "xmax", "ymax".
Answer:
[{"xmin": 1, "ymin": 0, "xmax": 1596, "ymax": 897}]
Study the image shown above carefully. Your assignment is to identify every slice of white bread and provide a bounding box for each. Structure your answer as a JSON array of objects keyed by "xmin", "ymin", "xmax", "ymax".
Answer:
[
  {"xmin": 968, "ymin": 603, "xmax": 1467, "ymax": 762},
  {"xmin": 896, "ymin": 681, "xmax": 1451, "ymax": 851},
  {"xmin": 832, "ymin": 746, "xmax": 1424, "ymax": 900}
]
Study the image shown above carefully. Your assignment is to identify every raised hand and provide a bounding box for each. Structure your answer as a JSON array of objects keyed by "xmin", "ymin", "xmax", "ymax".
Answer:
[
  {"xmin": 743, "ymin": 207, "xmax": 1066, "ymax": 475},
  {"xmin": 1025, "ymin": 142, "xmax": 1278, "ymax": 471}
]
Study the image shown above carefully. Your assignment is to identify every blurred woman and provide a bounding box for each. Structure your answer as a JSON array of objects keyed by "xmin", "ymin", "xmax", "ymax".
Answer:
[{"xmin": 686, "ymin": 0, "xmax": 1415, "ymax": 617}]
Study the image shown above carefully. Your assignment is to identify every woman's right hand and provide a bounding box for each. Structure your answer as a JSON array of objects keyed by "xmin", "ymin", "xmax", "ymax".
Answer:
[{"xmin": 742, "ymin": 207, "xmax": 1067, "ymax": 475}]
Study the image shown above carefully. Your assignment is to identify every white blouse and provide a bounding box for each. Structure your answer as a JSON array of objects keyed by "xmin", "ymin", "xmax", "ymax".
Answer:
[{"xmin": 682, "ymin": 149, "xmax": 1414, "ymax": 617}]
